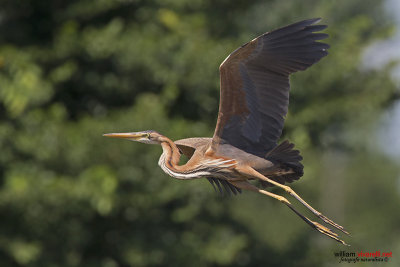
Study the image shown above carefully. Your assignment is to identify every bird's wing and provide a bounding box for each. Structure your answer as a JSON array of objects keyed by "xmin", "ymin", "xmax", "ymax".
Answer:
[{"xmin": 212, "ymin": 18, "xmax": 329, "ymax": 156}]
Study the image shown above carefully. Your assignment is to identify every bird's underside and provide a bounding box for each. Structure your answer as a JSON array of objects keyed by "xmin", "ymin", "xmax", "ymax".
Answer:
[{"xmin": 104, "ymin": 18, "xmax": 350, "ymax": 245}]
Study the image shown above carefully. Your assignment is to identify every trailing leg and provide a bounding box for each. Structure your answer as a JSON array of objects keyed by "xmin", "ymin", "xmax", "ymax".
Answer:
[
  {"xmin": 237, "ymin": 166, "xmax": 349, "ymax": 235},
  {"xmin": 230, "ymin": 180, "xmax": 348, "ymax": 245}
]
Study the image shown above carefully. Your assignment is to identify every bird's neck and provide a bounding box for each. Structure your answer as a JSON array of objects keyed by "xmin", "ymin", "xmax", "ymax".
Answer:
[
  {"xmin": 158, "ymin": 137, "xmax": 181, "ymax": 169},
  {"xmin": 157, "ymin": 136, "xmax": 209, "ymax": 180}
]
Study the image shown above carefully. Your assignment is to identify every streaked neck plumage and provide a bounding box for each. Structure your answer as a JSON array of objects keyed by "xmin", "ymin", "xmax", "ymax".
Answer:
[{"xmin": 157, "ymin": 136, "xmax": 211, "ymax": 180}]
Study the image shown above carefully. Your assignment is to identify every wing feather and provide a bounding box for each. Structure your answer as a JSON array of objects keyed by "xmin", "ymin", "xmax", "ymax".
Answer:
[{"xmin": 212, "ymin": 18, "xmax": 329, "ymax": 156}]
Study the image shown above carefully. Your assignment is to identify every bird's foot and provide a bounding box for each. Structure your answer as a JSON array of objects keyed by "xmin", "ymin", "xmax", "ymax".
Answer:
[
  {"xmin": 311, "ymin": 220, "xmax": 349, "ymax": 246},
  {"xmin": 317, "ymin": 213, "xmax": 350, "ymax": 235},
  {"xmin": 282, "ymin": 186, "xmax": 349, "ymax": 236}
]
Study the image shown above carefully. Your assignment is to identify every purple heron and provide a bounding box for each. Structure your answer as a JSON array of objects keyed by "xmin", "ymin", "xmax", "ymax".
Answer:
[{"xmin": 104, "ymin": 18, "xmax": 349, "ymax": 245}]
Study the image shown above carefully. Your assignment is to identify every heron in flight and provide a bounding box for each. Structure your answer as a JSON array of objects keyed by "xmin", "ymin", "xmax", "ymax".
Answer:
[{"xmin": 104, "ymin": 18, "xmax": 349, "ymax": 245}]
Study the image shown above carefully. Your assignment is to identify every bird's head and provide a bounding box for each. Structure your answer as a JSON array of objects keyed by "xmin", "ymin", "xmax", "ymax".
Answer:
[{"xmin": 103, "ymin": 130, "xmax": 162, "ymax": 144}]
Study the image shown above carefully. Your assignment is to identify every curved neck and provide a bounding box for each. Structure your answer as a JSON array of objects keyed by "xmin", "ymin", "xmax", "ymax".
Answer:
[
  {"xmin": 158, "ymin": 137, "xmax": 181, "ymax": 170},
  {"xmin": 157, "ymin": 136, "xmax": 209, "ymax": 180}
]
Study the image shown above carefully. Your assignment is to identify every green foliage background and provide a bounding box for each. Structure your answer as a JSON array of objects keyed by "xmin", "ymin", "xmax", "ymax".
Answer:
[{"xmin": 1, "ymin": 0, "xmax": 399, "ymax": 266}]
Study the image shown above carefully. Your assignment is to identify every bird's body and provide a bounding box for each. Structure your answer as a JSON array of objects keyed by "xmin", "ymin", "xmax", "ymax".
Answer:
[
  {"xmin": 104, "ymin": 18, "xmax": 350, "ymax": 245},
  {"xmin": 175, "ymin": 137, "xmax": 302, "ymax": 187}
]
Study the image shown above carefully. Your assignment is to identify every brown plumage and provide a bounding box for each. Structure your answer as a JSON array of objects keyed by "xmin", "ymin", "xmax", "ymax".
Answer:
[{"xmin": 104, "ymin": 19, "xmax": 350, "ymax": 245}]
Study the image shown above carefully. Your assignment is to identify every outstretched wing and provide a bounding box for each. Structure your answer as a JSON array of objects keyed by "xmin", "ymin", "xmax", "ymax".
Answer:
[{"xmin": 212, "ymin": 18, "xmax": 329, "ymax": 157}]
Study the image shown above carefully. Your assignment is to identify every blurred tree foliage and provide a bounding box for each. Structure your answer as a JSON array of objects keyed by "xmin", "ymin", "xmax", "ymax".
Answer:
[{"xmin": 1, "ymin": 0, "xmax": 400, "ymax": 266}]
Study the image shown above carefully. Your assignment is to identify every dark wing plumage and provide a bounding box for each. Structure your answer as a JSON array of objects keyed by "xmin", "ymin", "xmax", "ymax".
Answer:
[{"xmin": 212, "ymin": 18, "xmax": 329, "ymax": 157}]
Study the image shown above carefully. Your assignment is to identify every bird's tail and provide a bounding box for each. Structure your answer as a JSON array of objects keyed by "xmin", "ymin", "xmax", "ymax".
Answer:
[{"xmin": 261, "ymin": 140, "xmax": 304, "ymax": 187}]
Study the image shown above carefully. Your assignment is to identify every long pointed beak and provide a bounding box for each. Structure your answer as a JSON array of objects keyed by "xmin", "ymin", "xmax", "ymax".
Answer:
[{"xmin": 103, "ymin": 132, "xmax": 142, "ymax": 140}]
